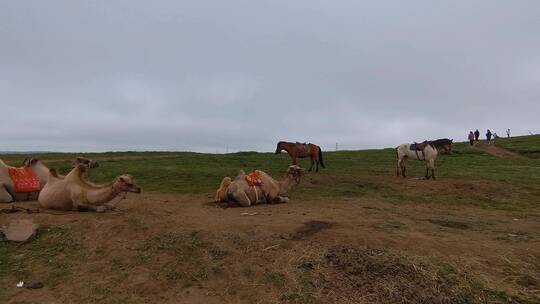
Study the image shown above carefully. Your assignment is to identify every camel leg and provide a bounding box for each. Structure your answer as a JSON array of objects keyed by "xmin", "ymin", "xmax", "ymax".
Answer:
[
  {"xmin": 231, "ymin": 191, "xmax": 252, "ymax": 207},
  {"xmin": 72, "ymin": 198, "xmax": 106, "ymax": 212},
  {"xmin": 0, "ymin": 184, "xmax": 14, "ymax": 203},
  {"xmin": 270, "ymin": 196, "xmax": 289, "ymax": 204},
  {"xmin": 277, "ymin": 197, "xmax": 290, "ymax": 204}
]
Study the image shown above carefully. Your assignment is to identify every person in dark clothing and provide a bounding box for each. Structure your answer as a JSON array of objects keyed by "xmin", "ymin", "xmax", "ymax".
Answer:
[
  {"xmin": 468, "ymin": 131, "xmax": 475, "ymax": 146},
  {"xmin": 486, "ymin": 129, "xmax": 492, "ymax": 142},
  {"xmin": 474, "ymin": 129, "xmax": 480, "ymax": 142}
]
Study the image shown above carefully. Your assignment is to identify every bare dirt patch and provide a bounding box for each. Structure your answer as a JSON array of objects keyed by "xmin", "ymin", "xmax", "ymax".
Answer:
[
  {"xmin": 1, "ymin": 188, "xmax": 539, "ymax": 303},
  {"xmin": 291, "ymin": 220, "xmax": 335, "ymax": 240},
  {"xmin": 476, "ymin": 142, "xmax": 526, "ymax": 159}
]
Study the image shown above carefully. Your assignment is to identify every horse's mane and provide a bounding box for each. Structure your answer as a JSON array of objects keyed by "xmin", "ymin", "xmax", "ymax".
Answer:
[{"xmin": 428, "ymin": 138, "xmax": 452, "ymax": 149}]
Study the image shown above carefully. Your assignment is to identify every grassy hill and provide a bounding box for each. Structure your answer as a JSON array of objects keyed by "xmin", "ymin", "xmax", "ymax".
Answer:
[{"xmin": 2, "ymin": 135, "xmax": 540, "ymax": 209}]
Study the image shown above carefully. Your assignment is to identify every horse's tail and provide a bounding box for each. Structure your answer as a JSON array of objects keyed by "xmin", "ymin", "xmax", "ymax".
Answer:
[{"xmin": 318, "ymin": 146, "xmax": 325, "ymax": 168}]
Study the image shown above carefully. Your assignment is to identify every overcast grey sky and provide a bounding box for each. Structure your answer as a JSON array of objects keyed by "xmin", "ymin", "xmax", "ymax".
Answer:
[{"xmin": 1, "ymin": 1, "xmax": 538, "ymax": 152}]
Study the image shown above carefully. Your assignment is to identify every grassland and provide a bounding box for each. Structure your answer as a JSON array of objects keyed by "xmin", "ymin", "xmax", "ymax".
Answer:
[{"xmin": 1, "ymin": 135, "xmax": 539, "ymax": 303}]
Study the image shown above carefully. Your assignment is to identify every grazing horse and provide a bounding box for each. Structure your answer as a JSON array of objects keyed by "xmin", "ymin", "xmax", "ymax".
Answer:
[
  {"xmin": 275, "ymin": 141, "xmax": 325, "ymax": 172},
  {"xmin": 396, "ymin": 138, "xmax": 452, "ymax": 180}
]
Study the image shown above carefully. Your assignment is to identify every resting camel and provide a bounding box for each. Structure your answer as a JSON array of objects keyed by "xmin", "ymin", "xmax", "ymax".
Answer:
[
  {"xmin": 0, "ymin": 157, "xmax": 100, "ymax": 203},
  {"xmin": 217, "ymin": 165, "xmax": 304, "ymax": 207},
  {"xmin": 38, "ymin": 164, "xmax": 141, "ymax": 212}
]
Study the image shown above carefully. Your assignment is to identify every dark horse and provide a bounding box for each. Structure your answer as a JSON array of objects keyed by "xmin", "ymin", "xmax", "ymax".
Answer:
[{"xmin": 275, "ymin": 141, "xmax": 325, "ymax": 172}]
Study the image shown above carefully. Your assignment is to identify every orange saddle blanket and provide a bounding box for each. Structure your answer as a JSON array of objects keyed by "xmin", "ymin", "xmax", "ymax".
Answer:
[
  {"xmin": 245, "ymin": 171, "xmax": 263, "ymax": 187},
  {"xmin": 8, "ymin": 167, "xmax": 40, "ymax": 193}
]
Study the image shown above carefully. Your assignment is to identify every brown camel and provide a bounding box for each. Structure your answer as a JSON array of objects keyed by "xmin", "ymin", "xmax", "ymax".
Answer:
[
  {"xmin": 217, "ymin": 165, "xmax": 304, "ymax": 207},
  {"xmin": 275, "ymin": 141, "xmax": 325, "ymax": 172},
  {"xmin": 38, "ymin": 165, "xmax": 141, "ymax": 212}
]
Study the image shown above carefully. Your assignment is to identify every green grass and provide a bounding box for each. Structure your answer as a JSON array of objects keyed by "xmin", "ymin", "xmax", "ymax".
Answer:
[
  {"xmin": 0, "ymin": 226, "xmax": 83, "ymax": 302},
  {"xmin": 494, "ymin": 134, "xmax": 540, "ymax": 158},
  {"xmin": 2, "ymin": 136, "xmax": 540, "ymax": 207}
]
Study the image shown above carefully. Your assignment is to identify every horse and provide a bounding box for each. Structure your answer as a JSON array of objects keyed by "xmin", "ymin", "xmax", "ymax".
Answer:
[
  {"xmin": 396, "ymin": 138, "xmax": 453, "ymax": 180},
  {"xmin": 275, "ymin": 141, "xmax": 325, "ymax": 172}
]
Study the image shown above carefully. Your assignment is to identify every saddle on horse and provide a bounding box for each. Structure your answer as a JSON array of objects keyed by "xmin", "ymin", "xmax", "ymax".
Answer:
[
  {"xmin": 409, "ymin": 141, "xmax": 429, "ymax": 161},
  {"xmin": 295, "ymin": 142, "xmax": 310, "ymax": 153},
  {"xmin": 409, "ymin": 141, "xmax": 429, "ymax": 151}
]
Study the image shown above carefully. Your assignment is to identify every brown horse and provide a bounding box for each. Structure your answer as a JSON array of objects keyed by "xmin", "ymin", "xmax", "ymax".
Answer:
[{"xmin": 275, "ymin": 141, "xmax": 325, "ymax": 172}]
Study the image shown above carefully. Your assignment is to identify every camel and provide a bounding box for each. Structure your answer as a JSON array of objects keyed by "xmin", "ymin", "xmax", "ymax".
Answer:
[
  {"xmin": 38, "ymin": 164, "xmax": 141, "ymax": 212},
  {"xmin": 22, "ymin": 156, "xmax": 99, "ymax": 177},
  {"xmin": 217, "ymin": 165, "xmax": 304, "ymax": 207},
  {"xmin": 0, "ymin": 157, "xmax": 100, "ymax": 203}
]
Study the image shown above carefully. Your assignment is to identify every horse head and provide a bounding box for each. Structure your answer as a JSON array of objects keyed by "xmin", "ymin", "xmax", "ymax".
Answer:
[
  {"xmin": 436, "ymin": 138, "xmax": 453, "ymax": 154},
  {"xmin": 275, "ymin": 141, "xmax": 285, "ymax": 154}
]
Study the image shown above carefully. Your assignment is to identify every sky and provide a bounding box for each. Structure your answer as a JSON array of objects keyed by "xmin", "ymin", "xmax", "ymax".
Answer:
[{"xmin": 1, "ymin": 0, "xmax": 539, "ymax": 153}]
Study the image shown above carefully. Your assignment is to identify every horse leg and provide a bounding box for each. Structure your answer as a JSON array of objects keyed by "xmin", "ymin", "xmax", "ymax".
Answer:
[
  {"xmin": 315, "ymin": 160, "xmax": 319, "ymax": 172},
  {"xmin": 429, "ymin": 160, "xmax": 436, "ymax": 180},
  {"xmin": 425, "ymin": 165, "xmax": 430, "ymax": 180},
  {"xmin": 308, "ymin": 157, "xmax": 314, "ymax": 172},
  {"xmin": 401, "ymin": 158, "xmax": 407, "ymax": 178},
  {"xmin": 0, "ymin": 184, "xmax": 14, "ymax": 203},
  {"xmin": 292, "ymin": 156, "xmax": 297, "ymax": 165}
]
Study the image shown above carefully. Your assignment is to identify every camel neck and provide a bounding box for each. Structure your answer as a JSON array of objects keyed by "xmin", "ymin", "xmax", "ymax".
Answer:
[{"xmin": 85, "ymin": 184, "xmax": 121, "ymax": 205}]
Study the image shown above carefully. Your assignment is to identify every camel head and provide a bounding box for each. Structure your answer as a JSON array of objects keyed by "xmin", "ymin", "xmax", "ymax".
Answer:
[
  {"xmin": 275, "ymin": 141, "xmax": 285, "ymax": 154},
  {"xmin": 22, "ymin": 158, "xmax": 42, "ymax": 167},
  {"xmin": 286, "ymin": 165, "xmax": 304, "ymax": 184},
  {"xmin": 72, "ymin": 157, "xmax": 99, "ymax": 169},
  {"xmin": 113, "ymin": 175, "xmax": 142, "ymax": 194}
]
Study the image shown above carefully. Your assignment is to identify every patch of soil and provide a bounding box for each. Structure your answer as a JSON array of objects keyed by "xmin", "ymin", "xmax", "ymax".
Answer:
[
  {"xmin": 292, "ymin": 220, "xmax": 334, "ymax": 240},
  {"xmin": 1, "ymin": 188, "xmax": 539, "ymax": 304},
  {"xmin": 428, "ymin": 219, "xmax": 470, "ymax": 230},
  {"xmin": 476, "ymin": 142, "xmax": 526, "ymax": 159},
  {"xmin": 320, "ymin": 246, "xmax": 459, "ymax": 303}
]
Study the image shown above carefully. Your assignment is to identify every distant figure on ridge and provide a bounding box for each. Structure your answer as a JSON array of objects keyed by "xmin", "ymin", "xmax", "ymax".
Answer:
[
  {"xmin": 486, "ymin": 129, "xmax": 492, "ymax": 142},
  {"xmin": 474, "ymin": 129, "xmax": 480, "ymax": 142},
  {"xmin": 507, "ymin": 128, "xmax": 511, "ymax": 138},
  {"xmin": 468, "ymin": 131, "xmax": 475, "ymax": 146}
]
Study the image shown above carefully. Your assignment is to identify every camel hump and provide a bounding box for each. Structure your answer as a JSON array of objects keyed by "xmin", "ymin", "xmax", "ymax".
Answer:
[
  {"xmin": 49, "ymin": 168, "xmax": 59, "ymax": 178},
  {"xmin": 220, "ymin": 177, "xmax": 232, "ymax": 187}
]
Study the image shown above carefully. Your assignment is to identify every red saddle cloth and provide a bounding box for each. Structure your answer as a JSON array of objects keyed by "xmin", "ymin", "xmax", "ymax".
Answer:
[
  {"xmin": 245, "ymin": 171, "xmax": 263, "ymax": 187},
  {"xmin": 8, "ymin": 167, "xmax": 40, "ymax": 193}
]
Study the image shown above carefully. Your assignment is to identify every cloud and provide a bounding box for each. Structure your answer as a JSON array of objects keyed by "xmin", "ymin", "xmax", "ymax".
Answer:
[{"xmin": 1, "ymin": 1, "xmax": 539, "ymax": 152}]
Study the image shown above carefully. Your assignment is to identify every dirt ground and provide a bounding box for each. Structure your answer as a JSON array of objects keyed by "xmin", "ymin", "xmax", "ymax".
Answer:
[{"xmin": 1, "ymin": 178, "xmax": 539, "ymax": 303}]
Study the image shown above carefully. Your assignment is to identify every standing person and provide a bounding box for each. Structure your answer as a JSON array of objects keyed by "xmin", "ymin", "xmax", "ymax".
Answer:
[
  {"xmin": 474, "ymin": 129, "xmax": 480, "ymax": 142},
  {"xmin": 507, "ymin": 128, "xmax": 511, "ymax": 138},
  {"xmin": 468, "ymin": 131, "xmax": 475, "ymax": 146},
  {"xmin": 486, "ymin": 129, "xmax": 492, "ymax": 142}
]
